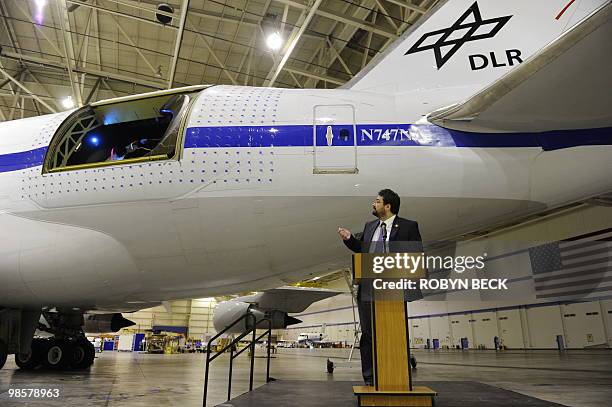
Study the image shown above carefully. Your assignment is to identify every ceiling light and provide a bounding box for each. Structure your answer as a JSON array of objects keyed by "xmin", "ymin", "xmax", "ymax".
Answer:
[
  {"xmin": 35, "ymin": 0, "xmax": 47, "ymax": 24},
  {"xmin": 266, "ymin": 32, "xmax": 283, "ymax": 51},
  {"xmin": 61, "ymin": 96, "xmax": 75, "ymax": 109}
]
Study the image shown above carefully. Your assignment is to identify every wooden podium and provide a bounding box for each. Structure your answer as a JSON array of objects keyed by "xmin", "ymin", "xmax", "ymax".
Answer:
[{"xmin": 352, "ymin": 253, "xmax": 436, "ymax": 407}]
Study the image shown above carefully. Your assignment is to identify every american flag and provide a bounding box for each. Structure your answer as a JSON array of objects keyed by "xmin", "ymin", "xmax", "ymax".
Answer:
[{"xmin": 529, "ymin": 228, "xmax": 612, "ymax": 300}]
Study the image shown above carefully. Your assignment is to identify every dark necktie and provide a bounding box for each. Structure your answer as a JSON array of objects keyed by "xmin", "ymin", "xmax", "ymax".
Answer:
[{"xmin": 381, "ymin": 223, "xmax": 388, "ymax": 253}]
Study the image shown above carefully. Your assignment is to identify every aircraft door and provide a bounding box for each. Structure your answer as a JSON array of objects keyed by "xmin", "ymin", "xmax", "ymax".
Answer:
[{"xmin": 313, "ymin": 105, "xmax": 357, "ymax": 174}]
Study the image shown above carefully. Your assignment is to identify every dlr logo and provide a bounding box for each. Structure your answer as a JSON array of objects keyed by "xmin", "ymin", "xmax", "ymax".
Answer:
[{"xmin": 469, "ymin": 49, "xmax": 523, "ymax": 70}]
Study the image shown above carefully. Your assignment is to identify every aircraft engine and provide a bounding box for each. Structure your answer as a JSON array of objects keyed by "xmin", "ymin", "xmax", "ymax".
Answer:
[
  {"xmin": 83, "ymin": 313, "xmax": 135, "ymax": 333},
  {"xmin": 213, "ymin": 300, "xmax": 302, "ymax": 334}
]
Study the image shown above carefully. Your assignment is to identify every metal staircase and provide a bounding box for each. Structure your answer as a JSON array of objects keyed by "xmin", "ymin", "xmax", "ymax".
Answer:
[{"xmin": 202, "ymin": 312, "xmax": 273, "ymax": 406}]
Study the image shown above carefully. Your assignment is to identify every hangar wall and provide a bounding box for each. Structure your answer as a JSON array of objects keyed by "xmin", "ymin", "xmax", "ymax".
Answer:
[
  {"xmin": 121, "ymin": 298, "xmax": 219, "ymax": 339},
  {"xmin": 283, "ymin": 205, "xmax": 612, "ymax": 350},
  {"xmin": 284, "ymin": 287, "xmax": 612, "ymax": 350}
]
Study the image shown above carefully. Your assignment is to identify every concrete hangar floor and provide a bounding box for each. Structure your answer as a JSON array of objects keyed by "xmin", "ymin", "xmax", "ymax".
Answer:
[{"xmin": 0, "ymin": 348, "xmax": 610, "ymax": 407}]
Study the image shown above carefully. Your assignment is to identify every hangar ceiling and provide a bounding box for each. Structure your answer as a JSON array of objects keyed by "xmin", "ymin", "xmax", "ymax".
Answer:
[{"xmin": 0, "ymin": 0, "xmax": 437, "ymax": 121}]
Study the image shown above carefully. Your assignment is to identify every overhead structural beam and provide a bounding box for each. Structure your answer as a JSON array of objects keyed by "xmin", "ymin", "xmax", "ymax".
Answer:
[
  {"xmin": 374, "ymin": 0, "xmax": 399, "ymax": 32},
  {"xmin": 265, "ymin": 0, "xmax": 323, "ymax": 87},
  {"xmin": 55, "ymin": 0, "xmax": 83, "ymax": 106},
  {"xmin": 273, "ymin": 0, "xmax": 398, "ymax": 39},
  {"xmin": 310, "ymin": 0, "xmax": 429, "ymax": 88},
  {"xmin": 262, "ymin": 7, "xmax": 309, "ymax": 86},
  {"xmin": 25, "ymin": 69, "xmax": 64, "ymax": 111},
  {"xmin": 0, "ymin": 91, "xmax": 55, "ymax": 101},
  {"xmin": 12, "ymin": 0, "xmax": 65, "ymax": 58},
  {"xmin": 384, "ymin": 0, "xmax": 428, "ymax": 14},
  {"xmin": 303, "ymin": 0, "xmax": 372, "ymax": 87},
  {"xmin": 185, "ymin": 5, "xmax": 324, "ymax": 42},
  {"xmin": 213, "ymin": 0, "xmax": 271, "ymax": 86},
  {"xmin": 2, "ymin": 51, "xmax": 166, "ymax": 89},
  {"xmin": 84, "ymin": 77, "xmax": 102, "ymax": 104},
  {"xmin": 110, "ymin": 15, "xmax": 159, "ymax": 75},
  {"xmin": 187, "ymin": 18, "xmax": 238, "ymax": 85},
  {"xmin": 20, "ymin": 95, "xmax": 26, "ymax": 119},
  {"xmin": 0, "ymin": 59, "xmax": 17, "ymax": 102},
  {"xmin": 191, "ymin": 7, "xmax": 259, "ymax": 27},
  {"xmin": 284, "ymin": 66, "xmax": 344, "ymax": 86},
  {"xmin": 101, "ymin": 0, "xmax": 177, "ymax": 21},
  {"xmin": 99, "ymin": 0, "xmax": 306, "ymax": 47},
  {"xmin": 234, "ymin": 34, "xmax": 256, "ymax": 86},
  {"xmin": 12, "ymin": 0, "xmax": 83, "ymax": 105},
  {"xmin": 0, "ymin": 68, "xmax": 25, "ymax": 90},
  {"xmin": 167, "ymin": 0, "xmax": 190, "ymax": 88},
  {"xmin": 76, "ymin": 8, "xmax": 93, "ymax": 97},
  {"xmin": 8, "ymin": 72, "xmax": 26, "ymax": 120},
  {"xmin": 0, "ymin": 1, "xmax": 22, "ymax": 53},
  {"xmin": 0, "ymin": 67, "xmax": 57, "ymax": 113},
  {"xmin": 263, "ymin": 32, "xmax": 304, "ymax": 89},
  {"xmin": 93, "ymin": 3, "xmax": 104, "ymax": 76},
  {"xmin": 102, "ymin": 79, "xmax": 118, "ymax": 98},
  {"xmin": 377, "ymin": 0, "xmax": 435, "ymax": 55},
  {"xmin": 326, "ymin": 38, "xmax": 352, "ymax": 77},
  {"xmin": 65, "ymin": 0, "xmax": 177, "ymax": 29},
  {"xmin": 281, "ymin": 4, "xmax": 290, "ymax": 33},
  {"xmin": 362, "ymin": 12, "xmax": 375, "ymax": 70}
]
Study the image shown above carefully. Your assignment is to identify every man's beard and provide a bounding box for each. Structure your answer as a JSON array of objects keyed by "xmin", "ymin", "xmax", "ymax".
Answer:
[{"xmin": 372, "ymin": 208, "xmax": 380, "ymax": 217}]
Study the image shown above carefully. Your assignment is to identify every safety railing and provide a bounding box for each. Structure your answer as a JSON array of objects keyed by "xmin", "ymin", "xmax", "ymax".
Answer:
[{"xmin": 202, "ymin": 312, "xmax": 272, "ymax": 406}]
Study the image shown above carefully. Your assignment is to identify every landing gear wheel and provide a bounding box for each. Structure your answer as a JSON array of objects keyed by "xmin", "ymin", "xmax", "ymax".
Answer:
[
  {"xmin": 41, "ymin": 340, "xmax": 71, "ymax": 369},
  {"xmin": 0, "ymin": 340, "xmax": 7, "ymax": 370},
  {"xmin": 70, "ymin": 338, "xmax": 95, "ymax": 369},
  {"xmin": 15, "ymin": 339, "xmax": 43, "ymax": 370},
  {"xmin": 410, "ymin": 355, "xmax": 417, "ymax": 369},
  {"xmin": 326, "ymin": 359, "xmax": 334, "ymax": 373}
]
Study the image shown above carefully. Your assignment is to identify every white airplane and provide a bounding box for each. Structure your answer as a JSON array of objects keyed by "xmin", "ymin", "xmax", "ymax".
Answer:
[
  {"xmin": 212, "ymin": 287, "xmax": 340, "ymax": 334},
  {"xmin": 297, "ymin": 332, "xmax": 326, "ymax": 347},
  {"xmin": 1, "ymin": 0, "xmax": 611, "ymax": 370}
]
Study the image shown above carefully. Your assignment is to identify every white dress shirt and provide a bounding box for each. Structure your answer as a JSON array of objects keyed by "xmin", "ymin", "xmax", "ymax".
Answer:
[{"xmin": 371, "ymin": 214, "xmax": 396, "ymax": 243}]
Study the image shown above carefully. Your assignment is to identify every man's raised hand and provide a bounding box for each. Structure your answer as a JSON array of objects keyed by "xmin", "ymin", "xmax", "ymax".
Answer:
[{"xmin": 337, "ymin": 227, "xmax": 352, "ymax": 241}]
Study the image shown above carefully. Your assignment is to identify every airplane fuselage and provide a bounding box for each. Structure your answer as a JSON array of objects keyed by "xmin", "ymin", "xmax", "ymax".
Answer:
[{"xmin": 1, "ymin": 85, "xmax": 611, "ymax": 311}]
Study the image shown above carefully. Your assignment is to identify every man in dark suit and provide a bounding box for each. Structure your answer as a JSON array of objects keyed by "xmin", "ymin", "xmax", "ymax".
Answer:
[{"xmin": 338, "ymin": 189, "xmax": 423, "ymax": 386}]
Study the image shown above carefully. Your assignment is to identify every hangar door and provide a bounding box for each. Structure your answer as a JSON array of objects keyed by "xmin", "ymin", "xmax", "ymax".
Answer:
[{"xmin": 313, "ymin": 105, "xmax": 358, "ymax": 174}]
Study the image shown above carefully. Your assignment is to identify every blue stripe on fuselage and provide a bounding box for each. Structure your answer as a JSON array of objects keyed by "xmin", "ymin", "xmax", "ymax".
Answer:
[
  {"xmin": 1, "ymin": 124, "xmax": 611, "ymax": 173},
  {"xmin": 184, "ymin": 124, "xmax": 611, "ymax": 149},
  {"xmin": 0, "ymin": 146, "xmax": 47, "ymax": 173}
]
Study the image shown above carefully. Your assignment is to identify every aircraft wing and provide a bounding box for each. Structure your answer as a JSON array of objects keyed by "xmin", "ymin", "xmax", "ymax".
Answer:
[
  {"xmin": 428, "ymin": 2, "xmax": 612, "ymax": 136},
  {"xmin": 235, "ymin": 286, "xmax": 342, "ymax": 313}
]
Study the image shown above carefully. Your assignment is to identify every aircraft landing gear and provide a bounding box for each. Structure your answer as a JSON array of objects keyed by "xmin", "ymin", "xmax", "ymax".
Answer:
[
  {"xmin": 2, "ymin": 309, "xmax": 96, "ymax": 371},
  {"xmin": 15, "ymin": 337, "xmax": 95, "ymax": 370},
  {"xmin": 41, "ymin": 339, "xmax": 71, "ymax": 369},
  {"xmin": 68, "ymin": 337, "xmax": 96, "ymax": 369},
  {"xmin": 0, "ymin": 339, "xmax": 7, "ymax": 370},
  {"xmin": 12, "ymin": 310, "xmax": 97, "ymax": 371},
  {"xmin": 1, "ymin": 309, "xmax": 41, "ymax": 370},
  {"xmin": 15, "ymin": 338, "xmax": 42, "ymax": 370}
]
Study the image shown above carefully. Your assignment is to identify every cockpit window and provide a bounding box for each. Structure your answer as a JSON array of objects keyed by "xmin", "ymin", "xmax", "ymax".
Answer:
[{"xmin": 43, "ymin": 90, "xmax": 198, "ymax": 173}]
